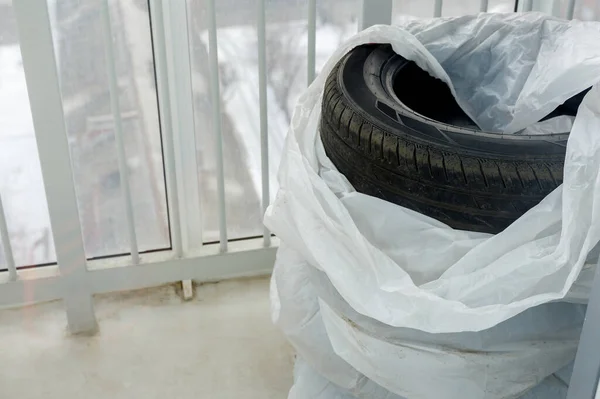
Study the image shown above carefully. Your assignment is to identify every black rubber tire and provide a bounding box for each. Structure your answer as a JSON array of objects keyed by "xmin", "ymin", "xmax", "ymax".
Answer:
[{"xmin": 320, "ymin": 44, "xmax": 572, "ymax": 234}]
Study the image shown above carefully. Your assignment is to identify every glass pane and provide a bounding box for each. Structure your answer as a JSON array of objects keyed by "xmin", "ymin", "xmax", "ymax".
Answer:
[
  {"xmin": 488, "ymin": 0, "xmax": 517, "ymax": 13},
  {"xmin": 187, "ymin": 0, "xmax": 359, "ymax": 243},
  {"xmin": 314, "ymin": 0, "xmax": 359, "ymax": 75},
  {"xmin": 265, "ymin": 0, "xmax": 359, "ymax": 121},
  {"xmin": 393, "ymin": 0, "xmax": 435, "ymax": 17},
  {"xmin": 393, "ymin": 0, "xmax": 517, "ymax": 17},
  {"xmin": 266, "ymin": 0, "xmax": 310, "ymax": 202},
  {"xmin": 442, "ymin": 0, "xmax": 499, "ymax": 15},
  {"xmin": 188, "ymin": 0, "xmax": 264, "ymax": 243},
  {"xmin": 50, "ymin": 0, "xmax": 170, "ymax": 257},
  {"xmin": 563, "ymin": 0, "xmax": 600, "ymax": 20},
  {"xmin": 266, "ymin": 0, "xmax": 359, "ymax": 200},
  {"xmin": 0, "ymin": 3, "xmax": 56, "ymax": 267}
]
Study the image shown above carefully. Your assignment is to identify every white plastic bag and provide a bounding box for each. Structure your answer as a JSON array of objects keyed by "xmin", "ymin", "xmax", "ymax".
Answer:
[
  {"xmin": 272, "ymin": 244, "xmax": 581, "ymax": 398},
  {"xmin": 288, "ymin": 359, "xmax": 357, "ymax": 399},
  {"xmin": 398, "ymin": 13, "xmax": 600, "ymax": 133},
  {"xmin": 264, "ymin": 13, "xmax": 600, "ymax": 334},
  {"xmin": 271, "ymin": 245, "xmax": 405, "ymax": 398},
  {"xmin": 289, "ymin": 359, "xmax": 572, "ymax": 399}
]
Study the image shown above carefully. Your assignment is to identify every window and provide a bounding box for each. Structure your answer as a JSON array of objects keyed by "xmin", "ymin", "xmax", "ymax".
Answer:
[
  {"xmin": 49, "ymin": 0, "xmax": 170, "ymax": 258},
  {"xmin": 187, "ymin": 0, "xmax": 359, "ymax": 243},
  {"xmin": 392, "ymin": 0, "xmax": 516, "ymax": 17},
  {"xmin": 3, "ymin": 0, "xmax": 539, "ymax": 269},
  {"xmin": 562, "ymin": 0, "xmax": 600, "ymax": 19}
]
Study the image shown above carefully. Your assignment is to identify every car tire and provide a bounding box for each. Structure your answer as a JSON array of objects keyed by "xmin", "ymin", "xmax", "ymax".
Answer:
[{"xmin": 320, "ymin": 44, "xmax": 576, "ymax": 234}]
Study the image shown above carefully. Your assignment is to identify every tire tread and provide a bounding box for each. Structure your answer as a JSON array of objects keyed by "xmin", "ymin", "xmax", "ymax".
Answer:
[{"xmin": 319, "ymin": 51, "xmax": 563, "ymax": 233}]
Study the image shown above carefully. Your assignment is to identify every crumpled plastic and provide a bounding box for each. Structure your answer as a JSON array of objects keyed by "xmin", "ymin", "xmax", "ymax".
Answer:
[
  {"xmin": 398, "ymin": 13, "xmax": 600, "ymax": 133},
  {"xmin": 289, "ymin": 357, "xmax": 572, "ymax": 399},
  {"xmin": 265, "ymin": 12, "xmax": 600, "ymax": 398},
  {"xmin": 272, "ymin": 244, "xmax": 580, "ymax": 399},
  {"xmin": 265, "ymin": 12, "xmax": 600, "ymax": 333}
]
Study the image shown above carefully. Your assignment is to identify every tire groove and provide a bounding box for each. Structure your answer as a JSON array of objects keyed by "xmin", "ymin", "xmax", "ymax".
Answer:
[
  {"xmin": 426, "ymin": 148, "xmax": 433, "ymax": 177},
  {"xmin": 330, "ymin": 96, "xmax": 342, "ymax": 119},
  {"xmin": 356, "ymin": 120, "xmax": 364, "ymax": 147},
  {"xmin": 478, "ymin": 159, "xmax": 489, "ymax": 188},
  {"xmin": 413, "ymin": 145, "xmax": 418, "ymax": 172},
  {"xmin": 529, "ymin": 165, "xmax": 543, "ymax": 190},
  {"xmin": 496, "ymin": 163, "xmax": 507, "ymax": 189},
  {"xmin": 510, "ymin": 202, "xmax": 519, "ymax": 212},
  {"xmin": 441, "ymin": 153, "xmax": 449, "ymax": 182},
  {"xmin": 515, "ymin": 166, "xmax": 525, "ymax": 188},
  {"xmin": 459, "ymin": 158, "xmax": 468, "ymax": 185},
  {"xmin": 323, "ymin": 82, "xmax": 336, "ymax": 101},
  {"xmin": 545, "ymin": 164, "xmax": 558, "ymax": 186},
  {"xmin": 337, "ymin": 107, "xmax": 346, "ymax": 131},
  {"xmin": 346, "ymin": 114, "xmax": 355, "ymax": 139}
]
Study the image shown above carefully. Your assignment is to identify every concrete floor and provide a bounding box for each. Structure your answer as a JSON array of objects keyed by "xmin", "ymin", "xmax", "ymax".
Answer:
[{"xmin": 0, "ymin": 277, "xmax": 294, "ymax": 399}]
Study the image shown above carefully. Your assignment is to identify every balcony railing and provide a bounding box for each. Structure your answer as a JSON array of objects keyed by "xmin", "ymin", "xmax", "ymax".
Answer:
[
  {"xmin": 0, "ymin": 0, "xmax": 592, "ymax": 343},
  {"xmin": 5, "ymin": 0, "xmax": 600, "ymax": 396}
]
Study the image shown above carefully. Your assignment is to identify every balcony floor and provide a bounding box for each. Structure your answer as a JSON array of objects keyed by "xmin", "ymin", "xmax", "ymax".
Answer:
[{"xmin": 0, "ymin": 276, "xmax": 294, "ymax": 398}]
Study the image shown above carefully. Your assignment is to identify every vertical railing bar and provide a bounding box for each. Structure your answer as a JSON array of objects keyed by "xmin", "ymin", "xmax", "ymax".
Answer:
[
  {"xmin": 307, "ymin": 0, "xmax": 317, "ymax": 85},
  {"xmin": 162, "ymin": 0, "xmax": 204, "ymax": 251},
  {"xmin": 100, "ymin": 0, "xmax": 139, "ymax": 264},
  {"xmin": 207, "ymin": 0, "xmax": 228, "ymax": 251},
  {"xmin": 551, "ymin": 0, "xmax": 563, "ymax": 17},
  {"xmin": 480, "ymin": 0, "xmax": 489, "ymax": 12},
  {"xmin": 434, "ymin": 0, "xmax": 443, "ymax": 17},
  {"xmin": 257, "ymin": 0, "xmax": 271, "ymax": 247},
  {"xmin": 566, "ymin": 0, "xmax": 576, "ymax": 19},
  {"xmin": 359, "ymin": 0, "xmax": 392, "ymax": 30},
  {"xmin": 530, "ymin": 0, "xmax": 563, "ymax": 17},
  {"xmin": 13, "ymin": 0, "xmax": 98, "ymax": 333},
  {"xmin": 149, "ymin": 0, "xmax": 183, "ymax": 257},
  {"xmin": 0, "ymin": 193, "xmax": 17, "ymax": 281},
  {"xmin": 523, "ymin": 0, "xmax": 533, "ymax": 12}
]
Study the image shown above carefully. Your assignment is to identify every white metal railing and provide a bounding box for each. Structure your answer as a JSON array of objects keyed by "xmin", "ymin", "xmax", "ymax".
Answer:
[
  {"xmin": 101, "ymin": 0, "xmax": 140, "ymax": 265},
  {"xmin": 434, "ymin": 0, "xmax": 443, "ymax": 17},
  {"xmin": 0, "ymin": 194, "xmax": 17, "ymax": 281},
  {"xmin": 480, "ymin": 0, "xmax": 489, "ymax": 12},
  {"xmin": 163, "ymin": 0, "xmax": 202, "ymax": 252},
  {"xmin": 7, "ymin": 0, "xmax": 600, "ymax": 396},
  {"xmin": 0, "ymin": 0, "xmax": 586, "ymax": 334},
  {"xmin": 149, "ymin": 0, "xmax": 184, "ymax": 258},
  {"xmin": 258, "ymin": 0, "xmax": 271, "ymax": 247},
  {"xmin": 567, "ymin": 0, "xmax": 577, "ymax": 20},
  {"xmin": 206, "ymin": 0, "xmax": 229, "ymax": 250},
  {"xmin": 307, "ymin": 0, "xmax": 317, "ymax": 84},
  {"xmin": 12, "ymin": 0, "xmax": 98, "ymax": 333}
]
